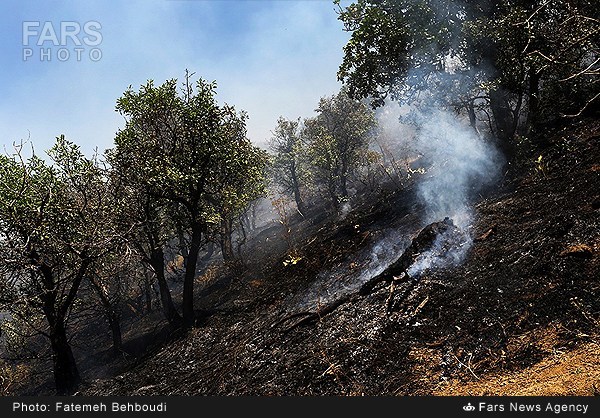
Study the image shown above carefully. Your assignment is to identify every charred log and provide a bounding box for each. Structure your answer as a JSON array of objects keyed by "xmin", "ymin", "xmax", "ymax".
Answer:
[
  {"xmin": 275, "ymin": 217, "xmax": 459, "ymax": 332},
  {"xmin": 359, "ymin": 217, "xmax": 457, "ymax": 295}
]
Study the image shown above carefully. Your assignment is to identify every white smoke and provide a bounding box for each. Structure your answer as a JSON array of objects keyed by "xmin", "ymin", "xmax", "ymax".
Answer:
[
  {"xmin": 406, "ymin": 226, "xmax": 471, "ymax": 278},
  {"xmin": 290, "ymin": 227, "xmax": 409, "ymax": 311},
  {"xmin": 413, "ymin": 109, "xmax": 501, "ymax": 227},
  {"xmin": 379, "ymin": 105, "xmax": 501, "ymax": 225},
  {"xmin": 377, "ymin": 104, "xmax": 502, "ymax": 276},
  {"xmin": 287, "ymin": 106, "xmax": 502, "ymax": 311}
]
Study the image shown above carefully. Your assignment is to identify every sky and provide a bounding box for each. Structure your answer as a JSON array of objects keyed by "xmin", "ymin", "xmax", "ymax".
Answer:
[{"xmin": 0, "ymin": 0, "xmax": 351, "ymax": 157}]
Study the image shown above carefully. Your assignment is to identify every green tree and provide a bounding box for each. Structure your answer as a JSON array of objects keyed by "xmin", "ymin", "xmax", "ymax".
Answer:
[
  {"xmin": 304, "ymin": 87, "xmax": 377, "ymax": 211},
  {"xmin": 0, "ymin": 136, "xmax": 119, "ymax": 394},
  {"xmin": 335, "ymin": 0, "xmax": 599, "ymax": 152},
  {"xmin": 213, "ymin": 105, "xmax": 269, "ymax": 261},
  {"xmin": 336, "ymin": 0, "xmax": 467, "ymax": 107},
  {"xmin": 268, "ymin": 117, "xmax": 309, "ymax": 215},
  {"xmin": 109, "ymin": 73, "xmax": 267, "ymax": 327}
]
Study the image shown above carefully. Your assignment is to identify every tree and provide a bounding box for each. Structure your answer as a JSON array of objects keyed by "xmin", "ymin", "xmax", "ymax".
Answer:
[
  {"xmin": 303, "ymin": 87, "xmax": 377, "ymax": 211},
  {"xmin": 268, "ymin": 117, "xmax": 309, "ymax": 215},
  {"xmin": 211, "ymin": 105, "xmax": 269, "ymax": 261},
  {"xmin": 335, "ymin": 0, "xmax": 599, "ymax": 152},
  {"xmin": 336, "ymin": 0, "xmax": 466, "ymax": 107},
  {"xmin": 0, "ymin": 136, "xmax": 118, "ymax": 394},
  {"xmin": 109, "ymin": 72, "xmax": 267, "ymax": 327},
  {"xmin": 106, "ymin": 179, "xmax": 182, "ymax": 328},
  {"xmin": 503, "ymin": 1, "xmax": 599, "ymax": 123}
]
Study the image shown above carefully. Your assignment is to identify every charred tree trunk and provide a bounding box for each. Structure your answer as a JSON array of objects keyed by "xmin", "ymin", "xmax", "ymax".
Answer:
[
  {"xmin": 250, "ymin": 203, "xmax": 257, "ymax": 231},
  {"xmin": 176, "ymin": 224, "xmax": 189, "ymax": 271},
  {"xmin": 468, "ymin": 100, "xmax": 480, "ymax": 136},
  {"xmin": 489, "ymin": 89, "xmax": 513, "ymax": 138},
  {"xmin": 275, "ymin": 218, "xmax": 459, "ymax": 333},
  {"xmin": 236, "ymin": 219, "xmax": 247, "ymax": 259},
  {"xmin": 220, "ymin": 217, "xmax": 234, "ymax": 261},
  {"xmin": 290, "ymin": 162, "xmax": 306, "ymax": 215},
  {"xmin": 150, "ymin": 247, "xmax": 181, "ymax": 327},
  {"xmin": 340, "ymin": 162, "xmax": 349, "ymax": 198},
  {"xmin": 328, "ymin": 176, "xmax": 339, "ymax": 212},
  {"xmin": 107, "ymin": 311, "xmax": 122, "ymax": 356},
  {"xmin": 359, "ymin": 217, "xmax": 457, "ymax": 295},
  {"xmin": 90, "ymin": 277, "xmax": 122, "ymax": 356},
  {"xmin": 526, "ymin": 68, "xmax": 541, "ymax": 132},
  {"xmin": 49, "ymin": 320, "xmax": 81, "ymax": 395},
  {"xmin": 36, "ymin": 256, "xmax": 84, "ymax": 395},
  {"xmin": 40, "ymin": 290, "xmax": 80, "ymax": 395},
  {"xmin": 489, "ymin": 89, "xmax": 516, "ymax": 159},
  {"xmin": 182, "ymin": 222, "xmax": 204, "ymax": 328},
  {"xmin": 142, "ymin": 267, "xmax": 154, "ymax": 313}
]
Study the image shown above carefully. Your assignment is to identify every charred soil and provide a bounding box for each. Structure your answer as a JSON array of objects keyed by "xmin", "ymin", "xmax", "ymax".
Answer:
[{"xmin": 75, "ymin": 117, "xmax": 599, "ymax": 396}]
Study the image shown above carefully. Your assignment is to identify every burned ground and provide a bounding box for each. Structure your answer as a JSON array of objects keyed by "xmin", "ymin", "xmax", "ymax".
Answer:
[{"xmin": 39, "ymin": 117, "xmax": 600, "ymax": 395}]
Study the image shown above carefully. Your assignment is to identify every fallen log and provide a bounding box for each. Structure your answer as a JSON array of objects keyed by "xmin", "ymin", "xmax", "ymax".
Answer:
[
  {"xmin": 274, "ymin": 217, "xmax": 458, "ymax": 332},
  {"xmin": 359, "ymin": 216, "xmax": 456, "ymax": 295}
]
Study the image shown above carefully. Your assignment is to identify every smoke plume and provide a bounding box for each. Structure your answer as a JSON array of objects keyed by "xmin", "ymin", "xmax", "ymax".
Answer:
[
  {"xmin": 289, "ymin": 105, "xmax": 502, "ymax": 311},
  {"xmin": 377, "ymin": 104, "xmax": 503, "ymax": 277}
]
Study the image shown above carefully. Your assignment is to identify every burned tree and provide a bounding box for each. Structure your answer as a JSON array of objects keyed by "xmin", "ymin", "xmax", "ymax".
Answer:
[
  {"xmin": 359, "ymin": 217, "xmax": 459, "ymax": 295},
  {"xmin": 274, "ymin": 217, "xmax": 463, "ymax": 331}
]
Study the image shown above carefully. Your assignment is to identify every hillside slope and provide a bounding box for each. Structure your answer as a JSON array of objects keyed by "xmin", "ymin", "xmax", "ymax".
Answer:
[{"xmin": 83, "ymin": 117, "xmax": 599, "ymax": 396}]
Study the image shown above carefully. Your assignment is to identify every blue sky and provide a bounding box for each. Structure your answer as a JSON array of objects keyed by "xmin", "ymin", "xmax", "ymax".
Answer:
[{"xmin": 0, "ymin": 0, "xmax": 351, "ymax": 157}]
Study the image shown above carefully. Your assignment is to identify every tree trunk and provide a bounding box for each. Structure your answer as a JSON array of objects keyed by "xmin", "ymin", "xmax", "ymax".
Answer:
[
  {"xmin": 176, "ymin": 224, "xmax": 189, "ymax": 271},
  {"xmin": 340, "ymin": 162, "xmax": 349, "ymax": 198},
  {"xmin": 90, "ymin": 277, "xmax": 122, "ymax": 356},
  {"xmin": 328, "ymin": 176, "xmax": 339, "ymax": 211},
  {"xmin": 150, "ymin": 247, "xmax": 181, "ymax": 327},
  {"xmin": 250, "ymin": 203, "xmax": 257, "ymax": 230},
  {"xmin": 49, "ymin": 320, "xmax": 81, "ymax": 395},
  {"xmin": 107, "ymin": 310, "xmax": 122, "ymax": 356},
  {"xmin": 182, "ymin": 222, "xmax": 203, "ymax": 328},
  {"xmin": 489, "ymin": 88, "xmax": 516, "ymax": 159},
  {"xmin": 236, "ymin": 219, "xmax": 247, "ymax": 258},
  {"xmin": 290, "ymin": 167, "xmax": 306, "ymax": 215},
  {"xmin": 37, "ymin": 258, "xmax": 80, "ymax": 395},
  {"xmin": 468, "ymin": 100, "xmax": 480, "ymax": 136},
  {"xmin": 220, "ymin": 218, "xmax": 234, "ymax": 261},
  {"xmin": 143, "ymin": 268, "xmax": 154, "ymax": 313}
]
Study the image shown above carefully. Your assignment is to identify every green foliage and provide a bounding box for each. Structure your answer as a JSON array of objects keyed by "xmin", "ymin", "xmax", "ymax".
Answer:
[
  {"xmin": 336, "ymin": 0, "xmax": 599, "ymax": 141},
  {"xmin": 268, "ymin": 117, "xmax": 310, "ymax": 210},
  {"xmin": 110, "ymin": 74, "xmax": 268, "ymax": 229},
  {"xmin": 303, "ymin": 87, "xmax": 377, "ymax": 207},
  {"xmin": 0, "ymin": 136, "xmax": 116, "ymax": 301},
  {"xmin": 108, "ymin": 72, "xmax": 268, "ymax": 324},
  {"xmin": 0, "ymin": 135, "xmax": 120, "ymax": 393},
  {"xmin": 212, "ymin": 105, "xmax": 269, "ymax": 222},
  {"xmin": 465, "ymin": 0, "xmax": 599, "ymax": 122},
  {"xmin": 336, "ymin": 0, "xmax": 473, "ymax": 107}
]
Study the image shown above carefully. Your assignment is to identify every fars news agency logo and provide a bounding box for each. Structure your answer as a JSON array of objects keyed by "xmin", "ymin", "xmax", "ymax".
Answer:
[
  {"xmin": 22, "ymin": 21, "xmax": 102, "ymax": 62},
  {"xmin": 463, "ymin": 403, "xmax": 476, "ymax": 412}
]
